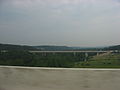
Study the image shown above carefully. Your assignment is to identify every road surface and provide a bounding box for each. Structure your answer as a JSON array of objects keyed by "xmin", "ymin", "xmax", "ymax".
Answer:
[{"xmin": 0, "ymin": 66, "xmax": 120, "ymax": 90}]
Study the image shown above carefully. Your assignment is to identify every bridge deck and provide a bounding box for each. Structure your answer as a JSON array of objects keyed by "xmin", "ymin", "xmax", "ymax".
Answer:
[{"xmin": 30, "ymin": 50, "xmax": 112, "ymax": 53}]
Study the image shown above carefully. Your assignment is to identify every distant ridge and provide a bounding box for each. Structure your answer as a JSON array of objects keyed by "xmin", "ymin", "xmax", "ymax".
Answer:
[
  {"xmin": 0, "ymin": 43, "xmax": 37, "ymax": 51},
  {"xmin": 1, "ymin": 43, "xmax": 118, "ymax": 51},
  {"xmin": 0, "ymin": 43, "xmax": 72, "ymax": 51},
  {"xmin": 105, "ymin": 45, "xmax": 120, "ymax": 50}
]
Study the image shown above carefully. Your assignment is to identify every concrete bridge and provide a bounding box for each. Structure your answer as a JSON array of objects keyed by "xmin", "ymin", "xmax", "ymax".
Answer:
[
  {"xmin": 29, "ymin": 50, "xmax": 113, "ymax": 56},
  {"xmin": 29, "ymin": 50, "xmax": 112, "ymax": 53},
  {"xmin": 0, "ymin": 66, "xmax": 120, "ymax": 90},
  {"xmin": 30, "ymin": 50, "xmax": 113, "ymax": 61}
]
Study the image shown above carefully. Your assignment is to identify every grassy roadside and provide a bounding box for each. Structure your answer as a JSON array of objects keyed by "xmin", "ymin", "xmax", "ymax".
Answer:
[{"xmin": 74, "ymin": 53, "xmax": 120, "ymax": 68}]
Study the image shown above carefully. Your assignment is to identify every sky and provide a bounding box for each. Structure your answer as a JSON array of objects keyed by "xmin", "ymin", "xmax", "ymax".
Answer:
[{"xmin": 0, "ymin": 0, "xmax": 120, "ymax": 47}]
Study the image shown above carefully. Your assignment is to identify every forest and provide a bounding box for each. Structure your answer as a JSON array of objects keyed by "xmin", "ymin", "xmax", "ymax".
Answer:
[{"xmin": 0, "ymin": 50, "xmax": 97, "ymax": 68}]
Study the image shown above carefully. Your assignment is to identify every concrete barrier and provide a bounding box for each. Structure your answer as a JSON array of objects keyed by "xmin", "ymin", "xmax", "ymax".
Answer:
[{"xmin": 0, "ymin": 66, "xmax": 120, "ymax": 90}]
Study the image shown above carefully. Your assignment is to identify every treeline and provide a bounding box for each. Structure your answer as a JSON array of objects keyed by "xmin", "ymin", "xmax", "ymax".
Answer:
[
  {"xmin": 0, "ymin": 50, "xmax": 96, "ymax": 67},
  {"xmin": 0, "ymin": 43, "xmax": 74, "ymax": 51},
  {"xmin": 0, "ymin": 43, "xmax": 37, "ymax": 51},
  {"xmin": 104, "ymin": 45, "xmax": 120, "ymax": 50},
  {"xmin": 0, "ymin": 43, "xmax": 106, "ymax": 51}
]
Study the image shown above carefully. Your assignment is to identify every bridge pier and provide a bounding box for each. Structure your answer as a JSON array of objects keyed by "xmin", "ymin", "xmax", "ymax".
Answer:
[
  {"xmin": 84, "ymin": 52, "xmax": 88, "ymax": 61},
  {"xmin": 73, "ymin": 52, "xmax": 76, "ymax": 56},
  {"xmin": 97, "ymin": 52, "xmax": 99, "ymax": 56},
  {"xmin": 52, "ymin": 52, "xmax": 56, "ymax": 55},
  {"xmin": 42, "ymin": 53, "xmax": 47, "ymax": 56}
]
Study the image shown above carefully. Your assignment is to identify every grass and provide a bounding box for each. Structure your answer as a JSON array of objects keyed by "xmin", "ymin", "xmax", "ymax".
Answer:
[{"xmin": 74, "ymin": 53, "xmax": 120, "ymax": 68}]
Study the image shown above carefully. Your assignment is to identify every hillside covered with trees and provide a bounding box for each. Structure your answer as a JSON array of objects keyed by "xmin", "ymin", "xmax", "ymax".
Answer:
[
  {"xmin": 0, "ymin": 43, "xmax": 37, "ymax": 51},
  {"xmin": 0, "ymin": 50, "xmax": 92, "ymax": 67},
  {"xmin": 0, "ymin": 43, "xmax": 106, "ymax": 51},
  {"xmin": 105, "ymin": 45, "xmax": 120, "ymax": 50}
]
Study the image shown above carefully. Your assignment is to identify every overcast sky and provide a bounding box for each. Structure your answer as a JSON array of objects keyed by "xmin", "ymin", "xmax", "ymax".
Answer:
[{"xmin": 0, "ymin": 0, "xmax": 120, "ymax": 47}]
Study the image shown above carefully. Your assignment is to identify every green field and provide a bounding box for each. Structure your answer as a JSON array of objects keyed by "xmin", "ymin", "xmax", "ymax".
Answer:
[{"xmin": 74, "ymin": 53, "xmax": 120, "ymax": 68}]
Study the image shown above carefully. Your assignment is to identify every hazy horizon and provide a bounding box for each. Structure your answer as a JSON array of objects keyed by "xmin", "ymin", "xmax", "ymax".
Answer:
[{"xmin": 0, "ymin": 0, "xmax": 120, "ymax": 47}]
